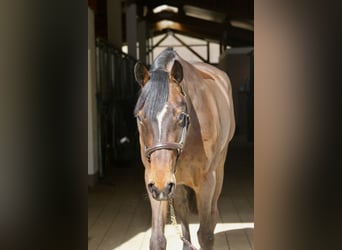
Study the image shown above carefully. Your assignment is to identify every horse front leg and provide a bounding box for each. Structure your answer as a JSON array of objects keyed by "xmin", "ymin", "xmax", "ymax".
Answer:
[
  {"xmin": 173, "ymin": 185, "xmax": 192, "ymax": 250},
  {"xmin": 196, "ymin": 171, "xmax": 217, "ymax": 250},
  {"xmin": 148, "ymin": 192, "xmax": 168, "ymax": 250}
]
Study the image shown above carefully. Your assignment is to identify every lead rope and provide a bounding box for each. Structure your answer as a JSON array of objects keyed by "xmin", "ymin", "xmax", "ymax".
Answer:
[{"xmin": 169, "ymin": 198, "xmax": 198, "ymax": 250}]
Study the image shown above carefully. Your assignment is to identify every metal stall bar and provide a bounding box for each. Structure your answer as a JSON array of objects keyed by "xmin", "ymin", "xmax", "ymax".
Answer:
[
  {"xmin": 95, "ymin": 38, "xmax": 139, "ymax": 176},
  {"xmin": 146, "ymin": 33, "xmax": 169, "ymax": 54}
]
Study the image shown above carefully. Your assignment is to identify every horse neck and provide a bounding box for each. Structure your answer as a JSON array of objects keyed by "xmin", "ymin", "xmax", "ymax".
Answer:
[{"xmin": 180, "ymin": 63, "xmax": 203, "ymax": 112}]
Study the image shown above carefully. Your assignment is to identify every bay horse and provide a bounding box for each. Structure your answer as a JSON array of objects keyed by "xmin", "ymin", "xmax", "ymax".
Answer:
[{"xmin": 134, "ymin": 48, "xmax": 235, "ymax": 250}]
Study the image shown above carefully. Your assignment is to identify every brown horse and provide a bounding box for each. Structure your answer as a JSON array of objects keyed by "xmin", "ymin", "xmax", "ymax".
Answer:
[{"xmin": 134, "ymin": 48, "xmax": 235, "ymax": 250}]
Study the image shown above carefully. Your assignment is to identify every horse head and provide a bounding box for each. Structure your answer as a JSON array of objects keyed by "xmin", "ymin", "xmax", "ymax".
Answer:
[{"xmin": 134, "ymin": 59, "xmax": 189, "ymax": 201}]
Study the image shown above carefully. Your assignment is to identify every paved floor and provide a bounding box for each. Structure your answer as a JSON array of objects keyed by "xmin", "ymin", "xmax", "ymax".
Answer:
[{"xmin": 88, "ymin": 138, "xmax": 254, "ymax": 250}]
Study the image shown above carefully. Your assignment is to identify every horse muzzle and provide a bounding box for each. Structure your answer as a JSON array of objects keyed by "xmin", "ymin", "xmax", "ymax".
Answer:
[{"xmin": 148, "ymin": 182, "xmax": 175, "ymax": 201}]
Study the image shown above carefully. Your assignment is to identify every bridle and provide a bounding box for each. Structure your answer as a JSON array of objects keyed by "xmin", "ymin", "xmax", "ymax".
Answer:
[{"xmin": 144, "ymin": 107, "xmax": 190, "ymax": 163}]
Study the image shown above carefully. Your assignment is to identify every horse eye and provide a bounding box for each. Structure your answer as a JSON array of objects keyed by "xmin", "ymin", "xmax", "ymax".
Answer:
[{"xmin": 177, "ymin": 113, "xmax": 185, "ymax": 126}]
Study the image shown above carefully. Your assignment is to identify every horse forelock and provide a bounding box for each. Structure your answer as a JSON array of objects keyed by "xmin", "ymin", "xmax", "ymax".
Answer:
[{"xmin": 134, "ymin": 48, "xmax": 178, "ymax": 120}]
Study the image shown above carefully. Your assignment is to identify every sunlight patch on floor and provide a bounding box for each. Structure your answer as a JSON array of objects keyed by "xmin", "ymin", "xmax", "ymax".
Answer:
[
  {"xmin": 214, "ymin": 222, "xmax": 254, "ymax": 233},
  {"xmin": 114, "ymin": 222, "xmax": 254, "ymax": 250}
]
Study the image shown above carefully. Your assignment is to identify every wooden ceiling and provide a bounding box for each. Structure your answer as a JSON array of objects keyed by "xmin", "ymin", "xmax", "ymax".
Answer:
[{"xmin": 89, "ymin": 0, "xmax": 253, "ymax": 47}]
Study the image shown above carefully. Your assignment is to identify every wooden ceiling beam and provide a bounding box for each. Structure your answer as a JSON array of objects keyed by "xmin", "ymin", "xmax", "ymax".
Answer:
[
  {"xmin": 148, "ymin": 11, "xmax": 253, "ymax": 46},
  {"xmin": 141, "ymin": 0, "xmax": 253, "ymax": 20}
]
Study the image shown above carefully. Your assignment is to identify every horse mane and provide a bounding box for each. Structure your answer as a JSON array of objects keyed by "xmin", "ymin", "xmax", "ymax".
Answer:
[{"xmin": 134, "ymin": 48, "xmax": 176, "ymax": 120}]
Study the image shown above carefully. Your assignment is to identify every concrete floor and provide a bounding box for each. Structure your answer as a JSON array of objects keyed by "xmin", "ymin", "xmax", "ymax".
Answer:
[{"xmin": 88, "ymin": 137, "xmax": 254, "ymax": 250}]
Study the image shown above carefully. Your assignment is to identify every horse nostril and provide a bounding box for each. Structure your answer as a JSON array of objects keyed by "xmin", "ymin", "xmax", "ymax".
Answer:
[
  {"xmin": 148, "ymin": 182, "xmax": 156, "ymax": 193},
  {"xmin": 165, "ymin": 182, "xmax": 175, "ymax": 194}
]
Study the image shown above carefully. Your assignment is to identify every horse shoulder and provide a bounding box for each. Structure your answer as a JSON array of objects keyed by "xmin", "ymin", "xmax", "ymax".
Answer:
[
  {"xmin": 193, "ymin": 62, "xmax": 235, "ymax": 141},
  {"xmin": 191, "ymin": 62, "xmax": 235, "ymax": 148}
]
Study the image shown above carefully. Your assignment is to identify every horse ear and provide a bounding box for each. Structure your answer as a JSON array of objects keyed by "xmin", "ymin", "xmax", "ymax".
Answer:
[
  {"xmin": 134, "ymin": 62, "xmax": 149, "ymax": 87},
  {"xmin": 171, "ymin": 60, "xmax": 183, "ymax": 83}
]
